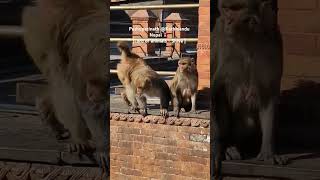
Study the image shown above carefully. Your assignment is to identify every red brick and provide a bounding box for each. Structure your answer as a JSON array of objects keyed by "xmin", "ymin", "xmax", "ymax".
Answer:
[
  {"xmin": 116, "ymin": 133, "xmax": 135, "ymax": 141},
  {"xmin": 120, "ymin": 167, "xmax": 142, "ymax": 176},
  {"xmin": 191, "ymin": 149, "xmax": 210, "ymax": 158},
  {"xmin": 118, "ymin": 141, "xmax": 133, "ymax": 148},
  {"xmin": 153, "ymin": 159, "xmax": 176, "ymax": 167},
  {"xmin": 110, "ymin": 119, "xmax": 210, "ymax": 179},
  {"xmin": 178, "ymin": 126, "xmax": 210, "ymax": 134},
  {"xmin": 155, "ymin": 152, "xmax": 178, "ymax": 161},
  {"xmin": 152, "ymin": 137, "xmax": 177, "ymax": 146},
  {"xmin": 161, "ymin": 174, "xmax": 193, "ymax": 180}
]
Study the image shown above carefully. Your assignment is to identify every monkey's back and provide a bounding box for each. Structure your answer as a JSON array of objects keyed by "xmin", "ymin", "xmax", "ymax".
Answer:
[{"xmin": 130, "ymin": 64, "xmax": 171, "ymax": 99}]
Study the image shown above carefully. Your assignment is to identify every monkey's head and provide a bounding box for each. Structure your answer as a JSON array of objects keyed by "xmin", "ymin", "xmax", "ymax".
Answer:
[
  {"xmin": 134, "ymin": 77, "xmax": 151, "ymax": 97},
  {"xmin": 178, "ymin": 57, "xmax": 196, "ymax": 74},
  {"xmin": 219, "ymin": 0, "xmax": 276, "ymax": 36}
]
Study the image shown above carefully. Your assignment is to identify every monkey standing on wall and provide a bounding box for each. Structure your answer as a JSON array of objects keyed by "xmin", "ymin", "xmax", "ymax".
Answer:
[
  {"xmin": 213, "ymin": 0, "xmax": 286, "ymax": 178},
  {"xmin": 170, "ymin": 57, "xmax": 199, "ymax": 117},
  {"xmin": 116, "ymin": 42, "xmax": 171, "ymax": 117},
  {"xmin": 22, "ymin": 0, "xmax": 109, "ymax": 172}
]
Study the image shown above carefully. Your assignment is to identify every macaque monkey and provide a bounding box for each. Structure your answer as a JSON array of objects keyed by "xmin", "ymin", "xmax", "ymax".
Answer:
[
  {"xmin": 170, "ymin": 57, "xmax": 199, "ymax": 117},
  {"xmin": 116, "ymin": 42, "xmax": 171, "ymax": 117},
  {"xmin": 22, "ymin": 0, "xmax": 109, "ymax": 170},
  {"xmin": 212, "ymin": 0, "xmax": 286, "ymax": 178}
]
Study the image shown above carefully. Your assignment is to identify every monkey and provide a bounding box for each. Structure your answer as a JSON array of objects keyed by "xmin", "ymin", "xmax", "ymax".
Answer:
[
  {"xmin": 170, "ymin": 57, "xmax": 199, "ymax": 118},
  {"xmin": 116, "ymin": 42, "xmax": 171, "ymax": 117},
  {"xmin": 22, "ymin": 0, "xmax": 109, "ymax": 173},
  {"xmin": 116, "ymin": 42, "xmax": 144, "ymax": 113},
  {"xmin": 212, "ymin": 0, "xmax": 287, "ymax": 178},
  {"xmin": 35, "ymin": 95, "xmax": 70, "ymax": 140}
]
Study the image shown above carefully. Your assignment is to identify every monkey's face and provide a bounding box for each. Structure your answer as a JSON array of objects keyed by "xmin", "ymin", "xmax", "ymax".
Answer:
[
  {"xmin": 219, "ymin": 0, "xmax": 266, "ymax": 35},
  {"xmin": 178, "ymin": 58, "xmax": 195, "ymax": 73}
]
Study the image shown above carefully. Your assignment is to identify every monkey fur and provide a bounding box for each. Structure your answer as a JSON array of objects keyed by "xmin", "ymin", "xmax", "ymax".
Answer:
[
  {"xmin": 212, "ymin": 0, "xmax": 287, "ymax": 179},
  {"xmin": 170, "ymin": 57, "xmax": 199, "ymax": 117},
  {"xmin": 22, "ymin": 0, "xmax": 109, "ymax": 169},
  {"xmin": 116, "ymin": 42, "xmax": 171, "ymax": 117}
]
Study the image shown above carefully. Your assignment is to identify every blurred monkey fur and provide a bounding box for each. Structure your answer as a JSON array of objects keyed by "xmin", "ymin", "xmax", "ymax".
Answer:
[
  {"xmin": 22, "ymin": 0, "xmax": 109, "ymax": 176},
  {"xmin": 212, "ymin": 0, "xmax": 286, "ymax": 179}
]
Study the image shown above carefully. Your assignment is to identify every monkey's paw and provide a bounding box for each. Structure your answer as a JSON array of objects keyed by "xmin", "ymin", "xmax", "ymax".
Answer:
[
  {"xmin": 140, "ymin": 109, "xmax": 148, "ymax": 117},
  {"xmin": 128, "ymin": 106, "xmax": 140, "ymax": 114},
  {"xmin": 67, "ymin": 142, "xmax": 94, "ymax": 153},
  {"xmin": 160, "ymin": 109, "xmax": 169, "ymax": 118},
  {"xmin": 190, "ymin": 110, "xmax": 200, "ymax": 114},
  {"xmin": 174, "ymin": 109, "xmax": 180, "ymax": 118},
  {"xmin": 55, "ymin": 130, "xmax": 70, "ymax": 140},
  {"xmin": 256, "ymin": 152, "xmax": 288, "ymax": 165},
  {"xmin": 225, "ymin": 146, "xmax": 242, "ymax": 160}
]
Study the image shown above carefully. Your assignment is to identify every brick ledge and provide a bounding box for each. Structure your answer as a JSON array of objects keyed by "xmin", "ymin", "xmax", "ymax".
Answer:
[{"xmin": 110, "ymin": 113, "xmax": 210, "ymax": 128}]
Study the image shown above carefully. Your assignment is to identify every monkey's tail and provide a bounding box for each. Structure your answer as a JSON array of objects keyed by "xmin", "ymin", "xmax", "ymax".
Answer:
[{"xmin": 117, "ymin": 41, "xmax": 132, "ymax": 57}]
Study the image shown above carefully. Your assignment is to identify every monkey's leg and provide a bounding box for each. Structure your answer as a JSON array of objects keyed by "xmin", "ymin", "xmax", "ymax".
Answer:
[
  {"xmin": 49, "ymin": 79, "xmax": 93, "ymax": 153},
  {"xmin": 35, "ymin": 95, "xmax": 70, "ymax": 140},
  {"xmin": 137, "ymin": 95, "xmax": 148, "ymax": 117},
  {"xmin": 159, "ymin": 91, "xmax": 170, "ymax": 118},
  {"xmin": 172, "ymin": 95, "xmax": 181, "ymax": 118},
  {"xmin": 256, "ymin": 99, "xmax": 287, "ymax": 165},
  {"xmin": 125, "ymin": 86, "xmax": 140, "ymax": 114},
  {"xmin": 190, "ymin": 93, "xmax": 200, "ymax": 114},
  {"xmin": 215, "ymin": 94, "xmax": 241, "ymax": 161},
  {"xmin": 120, "ymin": 92, "xmax": 132, "ymax": 113},
  {"xmin": 80, "ymin": 101, "xmax": 110, "ymax": 177}
]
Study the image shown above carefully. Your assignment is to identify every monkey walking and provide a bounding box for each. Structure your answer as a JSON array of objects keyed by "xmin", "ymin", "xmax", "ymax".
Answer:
[
  {"xmin": 116, "ymin": 42, "xmax": 171, "ymax": 117},
  {"xmin": 170, "ymin": 57, "xmax": 199, "ymax": 117},
  {"xmin": 213, "ymin": 0, "xmax": 287, "ymax": 178}
]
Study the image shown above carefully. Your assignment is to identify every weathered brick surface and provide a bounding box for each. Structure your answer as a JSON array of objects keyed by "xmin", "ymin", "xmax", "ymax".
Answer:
[
  {"xmin": 197, "ymin": 0, "xmax": 210, "ymax": 91},
  {"xmin": 278, "ymin": 0, "xmax": 320, "ymax": 90},
  {"xmin": 110, "ymin": 114, "xmax": 210, "ymax": 180}
]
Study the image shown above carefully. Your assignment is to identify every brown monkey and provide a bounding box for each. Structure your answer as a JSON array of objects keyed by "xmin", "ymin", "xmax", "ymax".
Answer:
[
  {"xmin": 116, "ymin": 42, "xmax": 144, "ymax": 113},
  {"xmin": 212, "ymin": 0, "xmax": 286, "ymax": 178},
  {"xmin": 170, "ymin": 57, "xmax": 199, "ymax": 117},
  {"xmin": 116, "ymin": 42, "xmax": 171, "ymax": 117},
  {"xmin": 22, "ymin": 0, "xmax": 108, "ymax": 160}
]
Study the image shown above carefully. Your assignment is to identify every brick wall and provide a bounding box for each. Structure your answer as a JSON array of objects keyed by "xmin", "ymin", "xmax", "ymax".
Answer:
[
  {"xmin": 110, "ymin": 113, "xmax": 210, "ymax": 180},
  {"xmin": 197, "ymin": 0, "xmax": 210, "ymax": 91},
  {"xmin": 278, "ymin": 0, "xmax": 320, "ymax": 90}
]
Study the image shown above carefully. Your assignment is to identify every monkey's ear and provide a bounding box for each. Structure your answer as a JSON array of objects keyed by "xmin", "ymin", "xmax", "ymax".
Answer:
[{"xmin": 259, "ymin": 0, "xmax": 277, "ymax": 32}]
